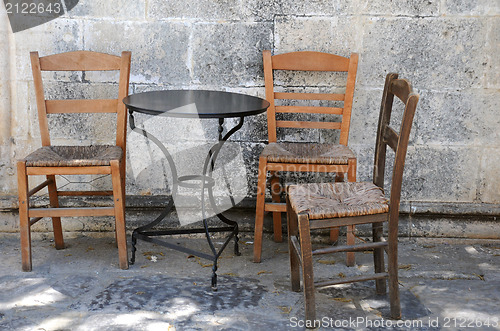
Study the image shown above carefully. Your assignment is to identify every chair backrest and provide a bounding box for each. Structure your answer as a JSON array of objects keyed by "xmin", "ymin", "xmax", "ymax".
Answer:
[
  {"xmin": 30, "ymin": 50, "xmax": 131, "ymax": 150},
  {"xmin": 263, "ymin": 50, "xmax": 359, "ymax": 144},
  {"xmin": 372, "ymin": 73, "xmax": 419, "ymax": 226}
]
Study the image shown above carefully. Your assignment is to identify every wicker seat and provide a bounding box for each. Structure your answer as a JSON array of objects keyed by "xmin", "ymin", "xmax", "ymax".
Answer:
[
  {"xmin": 17, "ymin": 51, "xmax": 131, "ymax": 271},
  {"xmin": 287, "ymin": 182, "xmax": 388, "ymax": 220},
  {"xmin": 24, "ymin": 145, "xmax": 123, "ymax": 167},
  {"xmin": 286, "ymin": 73, "xmax": 419, "ymax": 323},
  {"xmin": 261, "ymin": 142, "xmax": 355, "ymax": 165},
  {"xmin": 254, "ymin": 51, "xmax": 359, "ymax": 264}
]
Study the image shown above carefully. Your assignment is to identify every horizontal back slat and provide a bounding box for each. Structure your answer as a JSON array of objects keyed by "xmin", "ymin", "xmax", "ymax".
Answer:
[
  {"xmin": 390, "ymin": 79, "xmax": 411, "ymax": 103},
  {"xmin": 274, "ymin": 92, "xmax": 345, "ymax": 101},
  {"xmin": 39, "ymin": 51, "xmax": 121, "ymax": 71},
  {"xmin": 28, "ymin": 207, "xmax": 115, "ymax": 218},
  {"xmin": 45, "ymin": 99, "xmax": 118, "ymax": 114},
  {"xmin": 272, "ymin": 51, "xmax": 350, "ymax": 71},
  {"xmin": 276, "ymin": 120, "xmax": 341, "ymax": 130},
  {"xmin": 275, "ymin": 106, "xmax": 343, "ymax": 115},
  {"xmin": 383, "ymin": 126, "xmax": 399, "ymax": 151}
]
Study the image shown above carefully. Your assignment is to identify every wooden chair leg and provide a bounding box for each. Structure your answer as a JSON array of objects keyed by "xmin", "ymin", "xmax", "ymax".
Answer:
[
  {"xmin": 270, "ymin": 172, "xmax": 282, "ymax": 242},
  {"xmin": 373, "ymin": 222, "xmax": 386, "ymax": 294},
  {"xmin": 388, "ymin": 216, "xmax": 401, "ymax": 319},
  {"xmin": 298, "ymin": 213, "xmax": 316, "ymax": 323},
  {"xmin": 117, "ymin": 161, "xmax": 127, "ymax": 248},
  {"xmin": 17, "ymin": 162, "xmax": 32, "ymax": 272},
  {"xmin": 287, "ymin": 196, "xmax": 300, "ymax": 292},
  {"xmin": 111, "ymin": 160, "xmax": 128, "ymax": 270},
  {"xmin": 253, "ymin": 157, "xmax": 267, "ymax": 263},
  {"xmin": 388, "ymin": 247, "xmax": 401, "ymax": 319},
  {"xmin": 329, "ymin": 172, "xmax": 345, "ymax": 243},
  {"xmin": 345, "ymin": 159, "xmax": 357, "ymax": 266},
  {"xmin": 46, "ymin": 175, "xmax": 64, "ymax": 250},
  {"xmin": 346, "ymin": 225, "xmax": 355, "ymax": 266}
]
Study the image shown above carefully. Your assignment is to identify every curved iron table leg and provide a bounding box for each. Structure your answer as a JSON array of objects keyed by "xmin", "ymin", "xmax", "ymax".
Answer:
[
  {"xmin": 128, "ymin": 112, "xmax": 178, "ymax": 264},
  {"xmin": 201, "ymin": 117, "xmax": 245, "ymax": 290}
]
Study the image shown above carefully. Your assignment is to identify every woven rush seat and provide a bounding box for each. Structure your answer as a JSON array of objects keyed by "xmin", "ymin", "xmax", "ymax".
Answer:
[
  {"xmin": 288, "ymin": 182, "xmax": 388, "ymax": 220},
  {"xmin": 261, "ymin": 142, "xmax": 355, "ymax": 165},
  {"xmin": 24, "ymin": 145, "xmax": 123, "ymax": 167}
]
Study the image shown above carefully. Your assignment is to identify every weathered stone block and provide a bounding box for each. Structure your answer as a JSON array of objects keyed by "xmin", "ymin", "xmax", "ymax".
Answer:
[
  {"xmin": 402, "ymin": 146, "xmax": 481, "ymax": 202},
  {"xmin": 191, "ymin": 22, "xmax": 273, "ymax": 86},
  {"xmin": 414, "ymin": 89, "xmax": 500, "ymax": 146},
  {"xmin": 148, "ymin": 0, "xmax": 242, "ymax": 21},
  {"xmin": 478, "ymin": 148, "xmax": 500, "ymax": 204},
  {"xmin": 360, "ymin": 17, "xmax": 488, "ymax": 89},
  {"xmin": 274, "ymin": 16, "xmax": 359, "ymax": 55},
  {"xmin": 84, "ymin": 20, "xmax": 191, "ymax": 86},
  {"xmin": 357, "ymin": 0, "xmax": 439, "ymax": 16},
  {"xmin": 443, "ymin": 0, "xmax": 500, "ymax": 16},
  {"xmin": 69, "ymin": 0, "xmax": 146, "ymax": 19},
  {"xmin": 486, "ymin": 18, "xmax": 500, "ymax": 88},
  {"xmin": 241, "ymin": 0, "xmax": 349, "ymax": 21}
]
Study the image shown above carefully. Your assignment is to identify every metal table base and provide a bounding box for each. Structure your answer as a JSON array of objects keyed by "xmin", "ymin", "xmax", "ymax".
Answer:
[{"xmin": 128, "ymin": 114, "xmax": 244, "ymax": 290}]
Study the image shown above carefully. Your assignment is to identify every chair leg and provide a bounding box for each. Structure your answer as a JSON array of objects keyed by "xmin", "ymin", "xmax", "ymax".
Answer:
[
  {"xmin": 113, "ymin": 162, "xmax": 126, "ymax": 249},
  {"xmin": 270, "ymin": 171, "xmax": 282, "ymax": 242},
  {"xmin": 328, "ymin": 172, "xmax": 345, "ymax": 243},
  {"xmin": 388, "ymin": 219, "xmax": 401, "ymax": 319},
  {"xmin": 345, "ymin": 159, "xmax": 357, "ymax": 266},
  {"xmin": 346, "ymin": 225, "xmax": 355, "ymax": 266},
  {"xmin": 388, "ymin": 249, "xmax": 401, "ymax": 319},
  {"xmin": 373, "ymin": 222, "xmax": 386, "ymax": 294},
  {"xmin": 287, "ymin": 196, "xmax": 300, "ymax": 292},
  {"xmin": 46, "ymin": 175, "xmax": 64, "ymax": 250},
  {"xmin": 253, "ymin": 157, "xmax": 267, "ymax": 263},
  {"xmin": 111, "ymin": 160, "xmax": 128, "ymax": 270},
  {"xmin": 17, "ymin": 162, "xmax": 32, "ymax": 272},
  {"xmin": 298, "ymin": 213, "xmax": 316, "ymax": 323}
]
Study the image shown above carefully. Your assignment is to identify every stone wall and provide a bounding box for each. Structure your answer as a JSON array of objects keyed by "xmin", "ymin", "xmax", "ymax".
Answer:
[{"xmin": 0, "ymin": 1, "xmax": 499, "ymax": 234}]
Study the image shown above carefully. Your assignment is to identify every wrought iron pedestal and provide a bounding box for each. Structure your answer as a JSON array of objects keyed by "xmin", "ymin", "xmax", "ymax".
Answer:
[{"xmin": 128, "ymin": 113, "xmax": 244, "ymax": 290}]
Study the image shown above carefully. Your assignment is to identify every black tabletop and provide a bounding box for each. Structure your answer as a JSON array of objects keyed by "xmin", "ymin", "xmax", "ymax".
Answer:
[{"xmin": 123, "ymin": 90, "xmax": 269, "ymax": 118}]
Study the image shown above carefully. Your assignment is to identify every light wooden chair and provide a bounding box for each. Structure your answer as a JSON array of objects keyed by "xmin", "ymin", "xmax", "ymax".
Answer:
[
  {"xmin": 286, "ymin": 73, "xmax": 419, "ymax": 322},
  {"xmin": 17, "ymin": 50, "xmax": 131, "ymax": 271},
  {"xmin": 254, "ymin": 51, "xmax": 359, "ymax": 263}
]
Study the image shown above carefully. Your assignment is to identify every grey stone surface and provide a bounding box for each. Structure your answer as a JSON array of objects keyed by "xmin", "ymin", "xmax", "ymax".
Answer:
[
  {"xmin": 402, "ymin": 146, "xmax": 481, "ymax": 202},
  {"xmin": 274, "ymin": 16, "xmax": 359, "ymax": 55},
  {"xmin": 357, "ymin": 0, "xmax": 440, "ymax": 16},
  {"xmin": 443, "ymin": 0, "xmax": 500, "ymax": 16},
  {"xmin": 0, "ymin": 233, "xmax": 499, "ymax": 330},
  {"xmin": 479, "ymin": 148, "xmax": 500, "ymax": 204},
  {"xmin": 486, "ymin": 18, "xmax": 500, "ymax": 88},
  {"xmin": 69, "ymin": 0, "xmax": 146, "ymax": 19},
  {"xmin": 148, "ymin": 0, "xmax": 243, "ymax": 21},
  {"xmin": 190, "ymin": 22, "xmax": 273, "ymax": 86},
  {"xmin": 414, "ymin": 89, "xmax": 500, "ymax": 146},
  {"xmin": 83, "ymin": 20, "xmax": 192, "ymax": 86},
  {"xmin": 360, "ymin": 17, "xmax": 488, "ymax": 90}
]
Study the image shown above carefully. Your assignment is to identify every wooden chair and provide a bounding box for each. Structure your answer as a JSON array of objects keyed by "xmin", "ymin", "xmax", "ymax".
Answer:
[
  {"xmin": 254, "ymin": 51, "xmax": 359, "ymax": 263},
  {"xmin": 17, "ymin": 51, "xmax": 131, "ymax": 271},
  {"xmin": 286, "ymin": 73, "xmax": 419, "ymax": 322}
]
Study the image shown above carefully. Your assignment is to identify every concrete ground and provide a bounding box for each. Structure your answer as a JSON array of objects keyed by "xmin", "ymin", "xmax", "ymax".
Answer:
[{"xmin": 0, "ymin": 228, "xmax": 499, "ymax": 330}]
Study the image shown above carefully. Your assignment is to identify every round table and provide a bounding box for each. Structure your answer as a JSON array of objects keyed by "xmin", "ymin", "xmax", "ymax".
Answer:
[{"xmin": 123, "ymin": 90, "xmax": 269, "ymax": 289}]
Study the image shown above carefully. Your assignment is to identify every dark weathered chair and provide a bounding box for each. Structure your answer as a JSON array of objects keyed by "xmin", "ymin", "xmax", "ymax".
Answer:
[
  {"xmin": 254, "ymin": 50, "xmax": 359, "ymax": 264},
  {"xmin": 286, "ymin": 73, "xmax": 419, "ymax": 322},
  {"xmin": 17, "ymin": 50, "xmax": 131, "ymax": 271}
]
